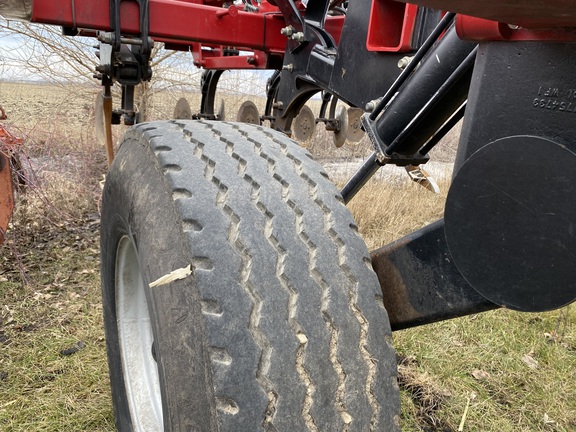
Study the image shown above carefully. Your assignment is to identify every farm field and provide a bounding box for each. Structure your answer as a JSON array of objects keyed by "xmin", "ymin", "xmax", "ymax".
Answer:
[{"xmin": 0, "ymin": 81, "xmax": 574, "ymax": 431}]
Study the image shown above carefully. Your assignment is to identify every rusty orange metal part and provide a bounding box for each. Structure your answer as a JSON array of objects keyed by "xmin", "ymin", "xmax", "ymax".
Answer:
[
  {"xmin": 0, "ymin": 152, "xmax": 14, "ymax": 243},
  {"xmin": 102, "ymin": 86, "xmax": 115, "ymax": 166},
  {"xmin": 0, "ymin": 113, "xmax": 23, "ymax": 244}
]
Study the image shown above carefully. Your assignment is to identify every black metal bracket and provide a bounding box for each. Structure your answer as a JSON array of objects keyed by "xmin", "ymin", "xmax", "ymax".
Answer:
[
  {"xmin": 110, "ymin": 0, "xmax": 151, "ymax": 56},
  {"xmin": 361, "ymin": 114, "xmax": 430, "ymax": 166},
  {"xmin": 371, "ymin": 220, "xmax": 498, "ymax": 331},
  {"xmin": 263, "ymin": 70, "xmax": 281, "ymax": 125},
  {"xmin": 197, "ymin": 69, "xmax": 226, "ymax": 120},
  {"xmin": 95, "ymin": 0, "xmax": 153, "ymax": 84},
  {"xmin": 93, "ymin": 0, "xmax": 153, "ymax": 125}
]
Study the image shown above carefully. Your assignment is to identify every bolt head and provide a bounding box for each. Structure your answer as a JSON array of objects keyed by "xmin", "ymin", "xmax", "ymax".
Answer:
[
  {"xmin": 281, "ymin": 26, "xmax": 294, "ymax": 37},
  {"xmin": 292, "ymin": 32, "xmax": 305, "ymax": 42}
]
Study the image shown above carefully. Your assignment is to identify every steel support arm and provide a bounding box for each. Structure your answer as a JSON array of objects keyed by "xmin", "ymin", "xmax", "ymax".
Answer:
[
  {"xmin": 371, "ymin": 220, "xmax": 498, "ymax": 330},
  {"xmin": 24, "ymin": 0, "xmax": 288, "ymax": 53}
]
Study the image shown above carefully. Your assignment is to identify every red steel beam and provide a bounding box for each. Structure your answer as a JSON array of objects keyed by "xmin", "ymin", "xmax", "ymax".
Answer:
[
  {"xmin": 30, "ymin": 0, "xmax": 288, "ymax": 53},
  {"xmin": 393, "ymin": 0, "xmax": 576, "ymax": 28}
]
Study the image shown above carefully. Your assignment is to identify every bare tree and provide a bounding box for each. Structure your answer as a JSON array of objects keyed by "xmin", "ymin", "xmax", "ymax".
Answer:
[
  {"xmin": 0, "ymin": 19, "xmax": 279, "ymax": 125},
  {"xmin": 0, "ymin": 19, "xmax": 202, "ymax": 118},
  {"xmin": 0, "ymin": 21, "xmax": 97, "ymax": 82}
]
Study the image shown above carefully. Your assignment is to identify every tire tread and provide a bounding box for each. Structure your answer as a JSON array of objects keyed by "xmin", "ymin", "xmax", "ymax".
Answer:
[{"xmin": 113, "ymin": 120, "xmax": 400, "ymax": 431}]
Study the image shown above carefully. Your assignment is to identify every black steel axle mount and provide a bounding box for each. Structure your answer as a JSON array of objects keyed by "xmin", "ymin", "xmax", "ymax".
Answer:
[{"xmin": 371, "ymin": 41, "xmax": 576, "ymax": 328}]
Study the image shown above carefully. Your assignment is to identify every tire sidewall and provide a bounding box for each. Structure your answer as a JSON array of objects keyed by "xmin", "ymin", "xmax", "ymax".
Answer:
[
  {"xmin": 100, "ymin": 211, "xmax": 136, "ymax": 431},
  {"xmin": 100, "ymin": 134, "xmax": 215, "ymax": 432}
]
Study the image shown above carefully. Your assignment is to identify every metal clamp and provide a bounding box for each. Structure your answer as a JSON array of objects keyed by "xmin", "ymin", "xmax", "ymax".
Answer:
[
  {"xmin": 109, "ymin": 0, "xmax": 151, "ymax": 55},
  {"xmin": 361, "ymin": 114, "xmax": 429, "ymax": 166}
]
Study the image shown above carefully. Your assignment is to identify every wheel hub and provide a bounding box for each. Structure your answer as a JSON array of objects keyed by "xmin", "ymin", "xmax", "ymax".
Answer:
[{"xmin": 116, "ymin": 236, "xmax": 164, "ymax": 430}]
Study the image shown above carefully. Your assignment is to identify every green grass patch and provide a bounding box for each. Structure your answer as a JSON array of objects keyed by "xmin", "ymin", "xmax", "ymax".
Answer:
[
  {"xmin": 395, "ymin": 309, "xmax": 576, "ymax": 431},
  {"xmin": 0, "ymin": 213, "xmax": 114, "ymax": 431}
]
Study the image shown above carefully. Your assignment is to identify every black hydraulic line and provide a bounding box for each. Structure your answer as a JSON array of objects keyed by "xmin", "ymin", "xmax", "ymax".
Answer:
[
  {"xmin": 419, "ymin": 102, "xmax": 466, "ymax": 156},
  {"xmin": 342, "ymin": 93, "xmax": 467, "ymax": 203},
  {"xmin": 341, "ymin": 152, "xmax": 380, "ymax": 204},
  {"xmin": 369, "ymin": 11, "xmax": 456, "ymax": 121},
  {"xmin": 341, "ymin": 27, "xmax": 476, "ymax": 204},
  {"xmin": 385, "ymin": 47, "xmax": 477, "ymax": 155},
  {"xmin": 373, "ymin": 26, "xmax": 476, "ymax": 148}
]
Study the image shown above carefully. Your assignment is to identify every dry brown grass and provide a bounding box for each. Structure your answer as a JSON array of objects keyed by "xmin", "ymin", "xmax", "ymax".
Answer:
[
  {"xmin": 346, "ymin": 175, "xmax": 449, "ymax": 249},
  {"xmin": 0, "ymin": 82, "xmax": 113, "ymax": 430}
]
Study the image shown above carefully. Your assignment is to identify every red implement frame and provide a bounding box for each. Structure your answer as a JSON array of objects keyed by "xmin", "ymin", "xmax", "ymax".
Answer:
[
  {"xmin": 32, "ymin": 0, "xmax": 287, "ymax": 54},
  {"xmin": 367, "ymin": 1, "xmax": 419, "ymax": 52},
  {"xmin": 28, "ymin": 0, "xmax": 349, "ymax": 70},
  {"xmin": 392, "ymin": 0, "xmax": 576, "ymax": 28},
  {"xmin": 27, "ymin": 0, "xmax": 576, "ymax": 66},
  {"xmin": 456, "ymin": 15, "xmax": 576, "ymax": 42},
  {"xmin": 18, "ymin": 0, "xmax": 576, "ymax": 70}
]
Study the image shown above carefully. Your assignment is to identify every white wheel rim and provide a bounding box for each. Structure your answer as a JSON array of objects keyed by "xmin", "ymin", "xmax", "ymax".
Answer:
[{"xmin": 116, "ymin": 236, "xmax": 163, "ymax": 431}]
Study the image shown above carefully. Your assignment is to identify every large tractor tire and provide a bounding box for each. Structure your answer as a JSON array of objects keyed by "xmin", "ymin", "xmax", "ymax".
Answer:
[{"xmin": 100, "ymin": 120, "xmax": 400, "ymax": 431}]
